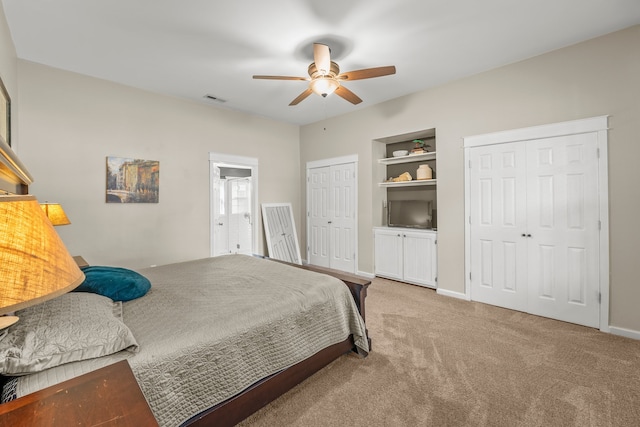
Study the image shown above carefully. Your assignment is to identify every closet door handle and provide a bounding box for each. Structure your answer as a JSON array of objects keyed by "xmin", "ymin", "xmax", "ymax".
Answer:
[{"xmin": 522, "ymin": 233, "xmax": 532, "ymax": 238}]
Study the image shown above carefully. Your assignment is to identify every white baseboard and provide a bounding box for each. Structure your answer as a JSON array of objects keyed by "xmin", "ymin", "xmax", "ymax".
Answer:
[
  {"xmin": 609, "ymin": 326, "xmax": 640, "ymax": 341},
  {"xmin": 357, "ymin": 270, "xmax": 375, "ymax": 280},
  {"xmin": 436, "ymin": 287, "xmax": 470, "ymax": 301}
]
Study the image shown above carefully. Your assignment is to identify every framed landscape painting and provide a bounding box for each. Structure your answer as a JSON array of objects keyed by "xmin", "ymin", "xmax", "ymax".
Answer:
[{"xmin": 106, "ymin": 156, "xmax": 159, "ymax": 203}]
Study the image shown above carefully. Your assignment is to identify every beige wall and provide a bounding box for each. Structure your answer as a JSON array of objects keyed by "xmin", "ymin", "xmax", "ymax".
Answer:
[
  {"xmin": 17, "ymin": 61, "xmax": 301, "ymax": 269},
  {"xmin": 300, "ymin": 25, "xmax": 640, "ymax": 332},
  {"xmin": 0, "ymin": 5, "xmax": 17, "ymax": 148}
]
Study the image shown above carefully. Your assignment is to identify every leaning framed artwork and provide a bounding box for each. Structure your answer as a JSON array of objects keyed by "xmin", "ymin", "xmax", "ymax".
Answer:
[
  {"xmin": 261, "ymin": 202, "xmax": 302, "ymax": 265},
  {"xmin": 106, "ymin": 156, "xmax": 159, "ymax": 203},
  {"xmin": 0, "ymin": 76, "xmax": 10, "ymax": 147}
]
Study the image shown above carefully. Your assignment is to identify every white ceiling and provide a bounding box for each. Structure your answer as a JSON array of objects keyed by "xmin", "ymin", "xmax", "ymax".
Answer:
[{"xmin": 3, "ymin": 0, "xmax": 640, "ymax": 126}]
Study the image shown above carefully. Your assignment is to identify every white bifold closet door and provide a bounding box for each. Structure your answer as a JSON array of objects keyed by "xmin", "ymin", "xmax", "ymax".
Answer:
[
  {"xmin": 469, "ymin": 133, "xmax": 600, "ymax": 327},
  {"xmin": 308, "ymin": 162, "xmax": 356, "ymax": 273}
]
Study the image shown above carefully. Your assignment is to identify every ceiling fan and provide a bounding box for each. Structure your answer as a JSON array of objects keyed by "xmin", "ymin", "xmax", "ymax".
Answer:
[{"xmin": 253, "ymin": 43, "xmax": 396, "ymax": 106}]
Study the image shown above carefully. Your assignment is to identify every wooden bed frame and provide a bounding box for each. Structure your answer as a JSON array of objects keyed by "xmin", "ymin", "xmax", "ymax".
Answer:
[
  {"xmin": 0, "ymin": 138, "xmax": 371, "ymax": 426},
  {"xmin": 184, "ymin": 268, "xmax": 370, "ymax": 427}
]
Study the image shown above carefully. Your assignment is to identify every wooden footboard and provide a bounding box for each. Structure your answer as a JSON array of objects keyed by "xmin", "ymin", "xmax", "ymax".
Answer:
[
  {"xmin": 294, "ymin": 263, "xmax": 372, "ymax": 350},
  {"xmin": 253, "ymin": 255, "xmax": 371, "ymax": 322},
  {"xmin": 182, "ymin": 336, "xmax": 355, "ymax": 427}
]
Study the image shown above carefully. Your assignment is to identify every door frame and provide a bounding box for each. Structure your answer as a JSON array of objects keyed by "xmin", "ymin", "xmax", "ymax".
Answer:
[
  {"xmin": 306, "ymin": 154, "xmax": 358, "ymax": 271},
  {"xmin": 209, "ymin": 152, "xmax": 259, "ymax": 257},
  {"xmin": 463, "ymin": 115, "xmax": 610, "ymax": 332}
]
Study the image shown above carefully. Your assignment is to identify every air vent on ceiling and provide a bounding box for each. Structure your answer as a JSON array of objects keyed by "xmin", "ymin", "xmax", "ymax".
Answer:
[{"xmin": 203, "ymin": 94, "xmax": 227, "ymax": 103}]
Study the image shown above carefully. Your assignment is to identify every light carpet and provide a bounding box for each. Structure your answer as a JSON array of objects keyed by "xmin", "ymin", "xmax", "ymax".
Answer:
[{"xmin": 240, "ymin": 277, "xmax": 640, "ymax": 426}]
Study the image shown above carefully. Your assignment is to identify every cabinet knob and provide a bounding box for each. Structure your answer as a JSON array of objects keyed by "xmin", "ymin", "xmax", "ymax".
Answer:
[{"xmin": 328, "ymin": 221, "xmax": 332, "ymax": 224}]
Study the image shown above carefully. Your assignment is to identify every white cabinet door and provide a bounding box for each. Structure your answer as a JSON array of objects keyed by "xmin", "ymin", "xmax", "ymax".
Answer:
[
  {"xmin": 373, "ymin": 228, "xmax": 403, "ymax": 280},
  {"xmin": 374, "ymin": 228, "xmax": 437, "ymax": 288},
  {"xmin": 403, "ymin": 230, "xmax": 437, "ymax": 287}
]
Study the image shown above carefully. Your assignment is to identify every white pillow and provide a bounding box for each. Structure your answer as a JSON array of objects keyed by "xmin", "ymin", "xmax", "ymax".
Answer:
[{"xmin": 0, "ymin": 293, "xmax": 138, "ymax": 375}]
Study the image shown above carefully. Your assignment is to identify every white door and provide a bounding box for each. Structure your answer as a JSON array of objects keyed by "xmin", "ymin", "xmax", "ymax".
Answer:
[
  {"xmin": 329, "ymin": 163, "xmax": 356, "ymax": 273},
  {"xmin": 469, "ymin": 142, "xmax": 528, "ymax": 312},
  {"xmin": 213, "ymin": 175, "xmax": 253, "ymax": 256},
  {"xmin": 308, "ymin": 167, "xmax": 330, "ymax": 267},
  {"xmin": 307, "ymin": 162, "xmax": 357, "ymax": 273},
  {"xmin": 469, "ymin": 134, "xmax": 600, "ymax": 327},
  {"xmin": 209, "ymin": 153, "xmax": 259, "ymax": 258},
  {"xmin": 525, "ymin": 134, "xmax": 600, "ymax": 327},
  {"xmin": 212, "ymin": 167, "xmax": 229, "ymax": 256},
  {"xmin": 227, "ymin": 177, "xmax": 252, "ymax": 255}
]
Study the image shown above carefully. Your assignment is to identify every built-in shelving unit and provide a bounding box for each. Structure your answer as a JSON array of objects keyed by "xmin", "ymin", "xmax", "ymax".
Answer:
[
  {"xmin": 377, "ymin": 151, "xmax": 436, "ymax": 165},
  {"xmin": 379, "ymin": 179, "xmax": 437, "ymax": 188},
  {"xmin": 372, "ymin": 128, "xmax": 438, "ymax": 288},
  {"xmin": 378, "ymin": 152, "xmax": 437, "ymax": 188}
]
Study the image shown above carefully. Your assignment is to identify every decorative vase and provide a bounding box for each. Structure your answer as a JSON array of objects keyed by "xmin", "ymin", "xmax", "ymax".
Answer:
[{"xmin": 416, "ymin": 164, "xmax": 432, "ymax": 180}]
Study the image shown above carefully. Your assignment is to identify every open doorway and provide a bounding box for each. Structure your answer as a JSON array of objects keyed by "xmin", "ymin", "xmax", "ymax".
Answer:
[{"xmin": 209, "ymin": 153, "xmax": 259, "ymax": 257}]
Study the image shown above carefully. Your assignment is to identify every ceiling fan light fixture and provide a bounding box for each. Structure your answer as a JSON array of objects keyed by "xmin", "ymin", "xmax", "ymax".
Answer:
[
  {"xmin": 310, "ymin": 77, "xmax": 340, "ymax": 98},
  {"xmin": 254, "ymin": 44, "xmax": 394, "ymax": 106}
]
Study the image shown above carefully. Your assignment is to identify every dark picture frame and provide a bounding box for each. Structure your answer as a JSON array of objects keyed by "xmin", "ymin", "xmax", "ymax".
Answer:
[{"xmin": 0, "ymin": 76, "xmax": 10, "ymax": 147}]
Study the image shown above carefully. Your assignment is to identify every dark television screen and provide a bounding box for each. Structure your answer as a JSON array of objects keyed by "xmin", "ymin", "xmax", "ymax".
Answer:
[{"xmin": 388, "ymin": 199, "xmax": 433, "ymax": 229}]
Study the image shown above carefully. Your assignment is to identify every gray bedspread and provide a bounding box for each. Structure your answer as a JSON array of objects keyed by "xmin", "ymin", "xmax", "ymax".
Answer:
[{"xmin": 13, "ymin": 255, "xmax": 368, "ymax": 426}]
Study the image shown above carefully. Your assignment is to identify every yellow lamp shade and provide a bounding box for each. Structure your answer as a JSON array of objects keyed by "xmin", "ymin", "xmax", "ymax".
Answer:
[
  {"xmin": 40, "ymin": 202, "xmax": 71, "ymax": 226},
  {"xmin": 0, "ymin": 195, "xmax": 84, "ymax": 315}
]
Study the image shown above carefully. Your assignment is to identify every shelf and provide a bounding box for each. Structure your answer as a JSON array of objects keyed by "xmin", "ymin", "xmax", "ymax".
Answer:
[
  {"xmin": 379, "ymin": 179, "xmax": 437, "ymax": 188},
  {"xmin": 378, "ymin": 151, "xmax": 436, "ymax": 165}
]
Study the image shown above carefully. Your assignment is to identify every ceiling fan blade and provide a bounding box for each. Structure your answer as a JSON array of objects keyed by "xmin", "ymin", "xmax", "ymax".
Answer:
[
  {"xmin": 313, "ymin": 43, "xmax": 331, "ymax": 75},
  {"xmin": 289, "ymin": 88, "xmax": 313, "ymax": 106},
  {"xmin": 337, "ymin": 65, "xmax": 396, "ymax": 81},
  {"xmin": 334, "ymin": 85, "xmax": 362, "ymax": 105},
  {"xmin": 253, "ymin": 75, "xmax": 308, "ymax": 81}
]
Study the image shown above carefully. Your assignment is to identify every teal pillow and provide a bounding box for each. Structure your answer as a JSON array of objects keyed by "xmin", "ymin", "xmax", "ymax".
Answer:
[{"xmin": 75, "ymin": 266, "xmax": 151, "ymax": 302}]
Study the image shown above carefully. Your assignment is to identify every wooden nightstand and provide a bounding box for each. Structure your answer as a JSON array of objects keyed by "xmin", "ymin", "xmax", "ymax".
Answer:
[
  {"xmin": 73, "ymin": 255, "xmax": 89, "ymax": 268},
  {"xmin": 0, "ymin": 360, "xmax": 158, "ymax": 426}
]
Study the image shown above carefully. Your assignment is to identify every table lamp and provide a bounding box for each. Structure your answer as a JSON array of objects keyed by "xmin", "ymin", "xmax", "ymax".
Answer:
[
  {"xmin": 40, "ymin": 202, "xmax": 71, "ymax": 226},
  {"xmin": 0, "ymin": 195, "xmax": 85, "ymax": 328}
]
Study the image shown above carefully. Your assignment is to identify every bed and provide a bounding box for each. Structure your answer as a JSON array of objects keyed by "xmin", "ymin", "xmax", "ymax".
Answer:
[{"xmin": 0, "ymin": 137, "xmax": 370, "ymax": 426}]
